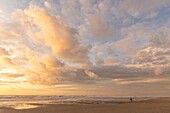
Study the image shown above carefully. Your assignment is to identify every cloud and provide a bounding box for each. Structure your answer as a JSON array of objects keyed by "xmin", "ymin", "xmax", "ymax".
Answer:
[
  {"xmin": 0, "ymin": 22, "xmax": 22, "ymax": 39},
  {"xmin": 95, "ymin": 56, "xmax": 118, "ymax": 66},
  {"xmin": 107, "ymin": 47, "xmax": 113, "ymax": 55},
  {"xmin": 18, "ymin": 48, "xmax": 95, "ymax": 85},
  {"xmin": 0, "ymin": 4, "xmax": 96, "ymax": 86},
  {"xmin": 0, "ymin": 9, "xmax": 3, "ymax": 13},
  {"xmin": 132, "ymin": 47, "xmax": 169, "ymax": 65},
  {"xmin": 149, "ymin": 27, "xmax": 170, "ymax": 48},
  {"xmin": 14, "ymin": 5, "xmax": 91, "ymax": 64},
  {"xmin": 126, "ymin": 26, "xmax": 170, "ymax": 71},
  {"xmin": 88, "ymin": 14, "xmax": 114, "ymax": 38},
  {"xmin": 129, "ymin": 46, "xmax": 169, "ymax": 76},
  {"xmin": 115, "ymin": 0, "xmax": 169, "ymax": 17},
  {"xmin": 0, "ymin": 47, "xmax": 12, "ymax": 65},
  {"xmin": 0, "ymin": 27, "xmax": 18, "ymax": 39},
  {"xmin": 93, "ymin": 65, "xmax": 152, "ymax": 79},
  {"xmin": 85, "ymin": 70, "xmax": 98, "ymax": 79},
  {"xmin": 22, "ymin": 48, "xmax": 66, "ymax": 85},
  {"xmin": 95, "ymin": 57, "xmax": 104, "ymax": 65},
  {"xmin": 0, "ymin": 73, "xmax": 23, "ymax": 79},
  {"xmin": 112, "ymin": 77, "xmax": 169, "ymax": 85},
  {"xmin": 111, "ymin": 23, "xmax": 150, "ymax": 54},
  {"xmin": 44, "ymin": 1, "xmax": 52, "ymax": 9},
  {"xmin": 96, "ymin": 51, "xmax": 103, "ymax": 56},
  {"xmin": 104, "ymin": 57, "xmax": 116, "ymax": 65},
  {"xmin": 0, "ymin": 47, "xmax": 9, "ymax": 56},
  {"xmin": 0, "ymin": 57, "xmax": 12, "ymax": 65},
  {"xmin": 154, "ymin": 67, "xmax": 165, "ymax": 75},
  {"xmin": 61, "ymin": 0, "xmax": 115, "ymax": 39},
  {"xmin": 0, "ymin": 0, "xmax": 170, "ymax": 96}
]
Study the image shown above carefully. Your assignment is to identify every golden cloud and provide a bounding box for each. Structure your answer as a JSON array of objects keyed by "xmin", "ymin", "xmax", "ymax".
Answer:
[
  {"xmin": 0, "ymin": 47, "xmax": 9, "ymax": 56},
  {"xmin": 14, "ymin": 5, "xmax": 91, "ymax": 64},
  {"xmin": 22, "ymin": 48, "xmax": 65, "ymax": 85},
  {"xmin": 85, "ymin": 70, "xmax": 98, "ymax": 79}
]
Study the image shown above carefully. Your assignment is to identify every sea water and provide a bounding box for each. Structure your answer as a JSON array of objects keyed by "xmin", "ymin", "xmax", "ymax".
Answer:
[{"xmin": 0, "ymin": 96, "xmax": 155, "ymax": 109}]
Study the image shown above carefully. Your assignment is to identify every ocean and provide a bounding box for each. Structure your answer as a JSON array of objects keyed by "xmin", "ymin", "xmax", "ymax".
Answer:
[{"xmin": 0, "ymin": 96, "xmax": 155, "ymax": 109}]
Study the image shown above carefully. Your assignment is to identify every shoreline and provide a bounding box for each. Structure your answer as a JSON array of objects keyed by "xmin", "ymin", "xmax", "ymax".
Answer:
[{"xmin": 1, "ymin": 97, "xmax": 170, "ymax": 113}]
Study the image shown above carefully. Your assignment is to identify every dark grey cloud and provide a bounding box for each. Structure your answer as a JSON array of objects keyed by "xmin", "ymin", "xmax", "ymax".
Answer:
[{"xmin": 92, "ymin": 65, "xmax": 153, "ymax": 79}]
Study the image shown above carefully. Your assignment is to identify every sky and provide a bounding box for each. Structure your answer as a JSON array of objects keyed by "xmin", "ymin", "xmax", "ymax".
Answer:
[{"xmin": 0, "ymin": 0, "xmax": 170, "ymax": 96}]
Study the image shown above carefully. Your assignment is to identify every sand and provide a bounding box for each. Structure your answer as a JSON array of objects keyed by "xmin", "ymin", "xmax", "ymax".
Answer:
[{"xmin": 1, "ymin": 97, "xmax": 170, "ymax": 113}]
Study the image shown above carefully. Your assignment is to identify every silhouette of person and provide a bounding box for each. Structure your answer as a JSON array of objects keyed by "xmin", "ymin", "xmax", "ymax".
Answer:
[{"xmin": 130, "ymin": 98, "xmax": 132, "ymax": 102}]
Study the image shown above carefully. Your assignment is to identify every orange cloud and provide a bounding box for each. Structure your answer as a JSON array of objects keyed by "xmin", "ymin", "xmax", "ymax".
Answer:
[
  {"xmin": 0, "ymin": 47, "xmax": 12, "ymax": 65},
  {"xmin": 154, "ymin": 67, "xmax": 164, "ymax": 75},
  {"xmin": 0, "ymin": 47, "xmax": 9, "ymax": 56},
  {"xmin": 0, "ymin": 57, "xmax": 12, "ymax": 65},
  {"xmin": 96, "ymin": 51, "xmax": 103, "ymax": 56},
  {"xmin": 15, "ymin": 5, "xmax": 91, "ymax": 65},
  {"xmin": 22, "ymin": 48, "xmax": 65, "ymax": 85},
  {"xmin": 85, "ymin": 70, "xmax": 98, "ymax": 79},
  {"xmin": 104, "ymin": 57, "xmax": 115, "ymax": 65}
]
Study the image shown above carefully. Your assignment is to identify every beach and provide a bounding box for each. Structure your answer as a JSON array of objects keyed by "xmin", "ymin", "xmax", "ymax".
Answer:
[{"xmin": 1, "ymin": 97, "xmax": 170, "ymax": 113}]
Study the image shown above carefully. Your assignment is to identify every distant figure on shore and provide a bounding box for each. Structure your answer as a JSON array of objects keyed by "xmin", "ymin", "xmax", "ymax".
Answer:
[{"xmin": 130, "ymin": 98, "xmax": 132, "ymax": 102}]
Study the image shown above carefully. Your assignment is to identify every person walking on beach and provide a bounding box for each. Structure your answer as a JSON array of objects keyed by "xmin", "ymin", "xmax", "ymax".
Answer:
[{"xmin": 130, "ymin": 98, "xmax": 132, "ymax": 102}]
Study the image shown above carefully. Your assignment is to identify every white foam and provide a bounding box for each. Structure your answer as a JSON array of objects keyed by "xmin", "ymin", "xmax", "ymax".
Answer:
[{"xmin": 14, "ymin": 103, "xmax": 38, "ymax": 110}]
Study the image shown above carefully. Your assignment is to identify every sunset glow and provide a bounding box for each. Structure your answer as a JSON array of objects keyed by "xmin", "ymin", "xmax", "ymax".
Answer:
[{"xmin": 0, "ymin": 0, "xmax": 170, "ymax": 96}]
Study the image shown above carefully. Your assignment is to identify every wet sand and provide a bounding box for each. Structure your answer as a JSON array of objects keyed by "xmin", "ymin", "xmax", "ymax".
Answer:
[{"xmin": 1, "ymin": 97, "xmax": 170, "ymax": 113}]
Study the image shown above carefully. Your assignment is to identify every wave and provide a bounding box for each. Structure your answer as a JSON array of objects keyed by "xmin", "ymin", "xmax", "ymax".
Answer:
[{"xmin": 0, "ymin": 96, "xmax": 156, "ymax": 109}]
